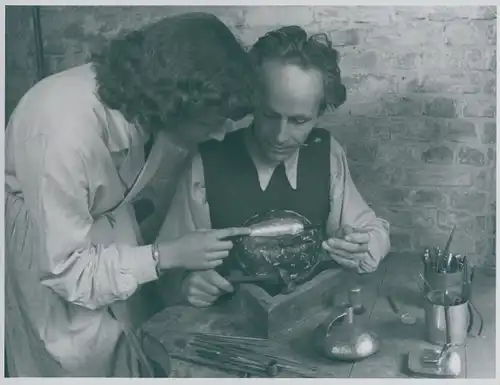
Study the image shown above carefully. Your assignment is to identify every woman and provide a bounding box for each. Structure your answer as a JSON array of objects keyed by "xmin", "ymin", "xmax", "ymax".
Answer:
[{"xmin": 4, "ymin": 12, "xmax": 254, "ymax": 377}]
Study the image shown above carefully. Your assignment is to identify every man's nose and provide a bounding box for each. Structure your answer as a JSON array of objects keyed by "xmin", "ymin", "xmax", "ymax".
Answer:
[{"xmin": 275, "ymin": 118, "xmax": 289, "ymax": 144}]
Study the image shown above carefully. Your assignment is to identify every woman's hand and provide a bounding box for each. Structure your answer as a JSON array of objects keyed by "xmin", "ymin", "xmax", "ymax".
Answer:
[{"xmin": 157, "ymin": 227, "xmax": 251, "ymax": 271}]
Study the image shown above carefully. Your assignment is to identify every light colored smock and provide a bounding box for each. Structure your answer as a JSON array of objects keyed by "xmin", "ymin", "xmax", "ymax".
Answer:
[{"xmin": 4, "ymin": 63, "xmax": 161, "ymax": 377}]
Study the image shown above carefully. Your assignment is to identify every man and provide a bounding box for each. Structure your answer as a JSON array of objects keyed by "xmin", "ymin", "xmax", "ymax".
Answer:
[
  {"xmin": 158, "ymin": 26, "xmax": 390, "ymax": 308},
  {"xmin": 4, "ymin": 12, "xmax": 253, "ymax": 377}
]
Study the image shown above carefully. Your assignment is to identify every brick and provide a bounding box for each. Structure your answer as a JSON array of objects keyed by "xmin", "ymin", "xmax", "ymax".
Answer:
[
  {"xmin": 380, "ymin": 50, "xmax": 419, "ymax": 70},
  {"xmin": 377, "ymin": 207, "xmax": 414, "ymax": 228},
  {"xmin": 447, "ymin": 232, "xmax": 477, "ymax": 255},
  {"xmin": 403, "ymin": 167, "xmax": 473, "ymax": 187},
  {"xmin": 349, "ymin": 164, "xmax": 402, "ymax": 185},
  {"xmin": 422, "ymin": 46, "xmax": 495, "ymax": 72},
  {"xmin": 443, "ymin": 20, "xmax": 496, "ymax": 46},
  {"xmin": 384, "ymin": 95, "xmax": 423, "ymax": 116},
  {"xmin": 403, "ymin": 72, "xmax": 483, "ymax": 94},
  {"xmin": 382, "ymin": 207, "xmax": 436, "ymax": 229},
  {"xmin": 392, "ymin": 7, "xmax": 431, "ymax": 21},
  {"xmin": 458, "ymin": 146, "xmax": 486, "ymax": 167},
  {"xmin": 475, "ymin": 238, "xmax": 494, "ymax": 257},
  {"xmin": 360, "ymin": 185, "xmax": 406, "ymax": 206},
  {"xmin": 339, "ymin": 49, "xmax": 378, "ymax": 72},
  {"xmin": 316, "ymin": 6, "xmax": 397, "ymax": 26},
  {"xmin": 487, "ymin": 148, "xmax": 495, "ymax": 164},
  {"xmin": 390, "ymin": 232, "xmax": 412, "ymax": 250},
  {"xmin": 391, "ymin": 118, "xmax": 444, "ymax": 142},
  {"xmin": 415, "ymin": 230, "xmax": 476, "ymax": 255},
  {"xmin": 411, "ymin": 208, "xmax": 437, "ymax": 229},
  {"xmin": 376, "ymin": 143, "xmax": 421, "ymax": 164},
  {"xmin": 364, "ymin": 21, "xmax": 446, "ymax": 46},
  {"xmin": 475, "ymin": 170, "xmax": 491, "ymax": 191},
  {"xmin": 444, "ymin": 119, "xmax": 477, "ymax": 142},
  {"xmin": 371, "ymin": 122, "xmax": 391, "ymax": 140},
  {"xmin": 424, "ymin": 98, "xmax": 457, "ymax": 118},
  {"xmin": 482, "ymin": 122, "xmax": 496, "ymax": 144},
  {"xmin": 476, "ymin": 215, "xmax": 487, "ymax": 232},
  {"xmin": 320, "ymin": 116, "xmax": 372, "ymax": 142},
  {"xmin": 475, "ymin": 20, "xmax": 497, "ymax": 45},
  {"xmin": 447, "ymin": 120, "xmax": 478, "ymax": 142},
  {"xmin": 476, "ymin": 212, "xmax": 495, "ymax": 236},
  {"xmin": 342, "ymin": 74, "xmax": 396, "ymax": 96},
  {"xmin": 426, "ymin": 6, "xmax": 497, "ymax": 21},
  {"xmin": 450, "ymin": 191, "xmax": 488, "ymax": 212},
  {"xmin": 407, "ymin": 189, "xmax": 447, "ymax": 209},
  {"xmin": 328, "ymin": 29, "xmax": 364, "ymax": 46},
  {"xmin": 344, "ymin": 142, "xmax": 377, "ymax": 164},
  {"xmin": 466, "ymin": 48, "xmax": 497, "ymax": 71},
  {"xmin": 341, "ymin": 99, "xmax": 385, "ymax": 117},
  {"xmin": 413, "ymin": 230, "xmax": 447, "ymax": 250},
  {"xmin": 488, "ymin": 53, "xmax": 496, "ymax": 71},
  {"xmin": 483, "ymin": 78, "xmax": 496, "ymax": 95},
  {"xmin": 462, "ymin": 99, "xmax": 496, "ymax": 118},
  {"xmin": 421, "ymin": 145, "xmax": 454, "ymax": 165},
  {"xmin": 438, "ymin": 210, "xmax": 476, "ymax": 233}
]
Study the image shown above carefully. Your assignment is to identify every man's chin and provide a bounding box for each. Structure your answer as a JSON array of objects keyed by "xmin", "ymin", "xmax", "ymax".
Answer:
[{"xmin": 264, "ymin": 150, "xmax": 294, "ymax": 163}]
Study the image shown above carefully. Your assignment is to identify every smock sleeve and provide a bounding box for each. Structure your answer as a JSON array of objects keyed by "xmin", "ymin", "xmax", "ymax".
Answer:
[{"xmin": 15, "ymin": 133, "xmax": 159, "ymax": 310}]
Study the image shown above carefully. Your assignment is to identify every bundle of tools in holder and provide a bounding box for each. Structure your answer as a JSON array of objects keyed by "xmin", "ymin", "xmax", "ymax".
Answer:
[
  {"xmin": 168, "ymin": 332, "xmax": 324, "ymax": 378},
  {"xmin": 421, "ymin": 225, "xmax": 472, "ymax": 303},
  {"xmin": 422, "ymin": 247, "xmax": 469, "ymax": 276},
  {"xmin": 420, "ymin": 225, "xmax": 483, "ymax": 335},
  {"xmin": 422, "ymin": 225, "xmax": 461, "ymax": 274}
]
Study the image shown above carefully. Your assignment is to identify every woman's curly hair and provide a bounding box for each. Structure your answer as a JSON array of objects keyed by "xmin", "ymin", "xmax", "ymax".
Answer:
[
  {"xmin": 92, "ymin": 12, "xmax": 254, "ymax": 134},
  {"xmin": 248, "ymin": 25, "xmax": 347, "ymax": 113}
]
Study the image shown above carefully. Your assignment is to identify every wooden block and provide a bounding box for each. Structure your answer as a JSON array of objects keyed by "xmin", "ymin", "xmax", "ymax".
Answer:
[{"xmin": 234, "ymin": 269, "xmax": 346, "ymax": 338}]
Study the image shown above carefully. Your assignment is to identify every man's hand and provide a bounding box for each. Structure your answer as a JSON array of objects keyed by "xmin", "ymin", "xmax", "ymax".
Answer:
[
  {"xmin": 181, "ymin": 270, "xmax": 233, "ymax": 307},
  {"xmin": 322, "ymin": 225, "xmax": 371, "ymax": 269}
]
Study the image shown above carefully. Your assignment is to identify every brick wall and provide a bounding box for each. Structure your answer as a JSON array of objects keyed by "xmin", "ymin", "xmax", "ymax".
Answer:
[{"xmin": 5, "ymin": 6, "xmax": 497, "ymax": 265}]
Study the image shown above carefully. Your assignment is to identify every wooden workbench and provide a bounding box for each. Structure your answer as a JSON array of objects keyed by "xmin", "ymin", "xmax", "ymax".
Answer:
[{"xmin": 141, "ymin": 252, "xmax": 496, "ymax": 378}]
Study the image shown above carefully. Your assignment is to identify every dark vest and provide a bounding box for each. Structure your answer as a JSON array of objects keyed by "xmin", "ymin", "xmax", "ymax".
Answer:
[{"xmin": 198, "ymin": 127, "xmax": 331, "ymax": 229}]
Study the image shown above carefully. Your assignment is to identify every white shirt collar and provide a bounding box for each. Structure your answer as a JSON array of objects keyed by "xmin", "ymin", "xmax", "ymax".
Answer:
[{"xmin": 244, "ymin": 128, "xmax": 300, "ymax": 191}]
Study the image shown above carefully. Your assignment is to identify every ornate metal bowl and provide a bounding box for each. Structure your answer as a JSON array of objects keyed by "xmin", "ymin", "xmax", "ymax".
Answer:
[{"xmin": 231, "ymin": 209, "xmax": 323, "ymax": 284}]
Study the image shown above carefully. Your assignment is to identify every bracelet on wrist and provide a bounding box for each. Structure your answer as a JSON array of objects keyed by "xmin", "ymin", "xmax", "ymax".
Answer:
[{"xmin": 151, "ymin": 242, "xmax": 161, "ymax": 276}]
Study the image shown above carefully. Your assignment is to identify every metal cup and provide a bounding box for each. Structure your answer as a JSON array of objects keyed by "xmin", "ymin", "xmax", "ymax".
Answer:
[
  {"xmin": 424, "ymin": 290, "xmax": 469, "ymax": 346},
  {"xmin": 423, "ymin": 268, "xmax": 464, "ymax": 294}
]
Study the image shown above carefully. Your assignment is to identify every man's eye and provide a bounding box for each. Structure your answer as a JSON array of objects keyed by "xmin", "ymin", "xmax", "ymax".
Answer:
[{"xmin": 291, "ymin": 118, "xmax": 308, "ymax": 125}]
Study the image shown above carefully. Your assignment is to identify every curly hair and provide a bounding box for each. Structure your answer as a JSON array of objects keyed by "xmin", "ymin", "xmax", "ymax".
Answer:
[
  {"xmin": 248, "ymin": 25, "xmax": 346, "ymax": 112},
  {"xmin": 91, "ymin": 12, "xmax": 254, "ymax": 134}
]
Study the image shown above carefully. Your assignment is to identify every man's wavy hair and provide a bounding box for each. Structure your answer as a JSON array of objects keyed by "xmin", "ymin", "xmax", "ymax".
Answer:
[
  {"xmin": 91, "ymin": 12, "xmax": 254, "ymax": 134},
  {"xmin": 248, "ymin": 26, "xmax": 347, "ymax": 114}
]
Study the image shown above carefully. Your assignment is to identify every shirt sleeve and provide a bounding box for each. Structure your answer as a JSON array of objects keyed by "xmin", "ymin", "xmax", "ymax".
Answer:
[
  {"xmin": 156, "ymin": 152, "xmax": 212, "ymax": 243},
  {"xmin": 16, "ymin": 134, "xmax": 159, "ymax": 311},
  {"xmin": 325, "ymin": 136, "xmax": 391, "ymax": 274}
]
